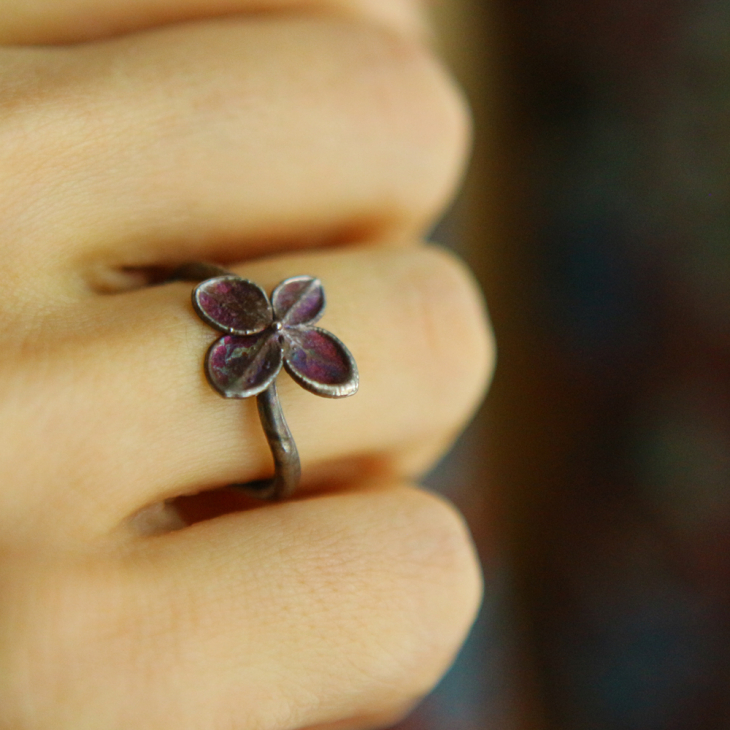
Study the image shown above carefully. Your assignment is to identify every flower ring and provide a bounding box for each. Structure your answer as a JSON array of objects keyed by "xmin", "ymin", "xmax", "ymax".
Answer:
[{"xmin": 173, "ymin": 262, "xmax": 358, "ymax": 500}]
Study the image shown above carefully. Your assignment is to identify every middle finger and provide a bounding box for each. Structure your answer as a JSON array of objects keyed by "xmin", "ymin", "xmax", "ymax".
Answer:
[{"xmin": 0, "ymin": 16, "xmax": 469, "ymax": 294}]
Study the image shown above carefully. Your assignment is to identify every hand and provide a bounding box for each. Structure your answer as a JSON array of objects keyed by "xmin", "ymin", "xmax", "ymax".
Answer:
[{"xmin": 0, "ymin": 2, "xmax": 495, "ymax": 728}]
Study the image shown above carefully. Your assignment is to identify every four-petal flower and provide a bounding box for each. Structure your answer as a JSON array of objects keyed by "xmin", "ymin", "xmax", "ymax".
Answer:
[{"xmin": 193, "ymin": 275, "xmax": 358, "ymax": 399}]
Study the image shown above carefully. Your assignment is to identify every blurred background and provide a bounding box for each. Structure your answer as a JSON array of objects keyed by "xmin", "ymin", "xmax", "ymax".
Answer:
[{"xmin": 393, "ymin": 0, "xmax": 730, "ymax": 728}]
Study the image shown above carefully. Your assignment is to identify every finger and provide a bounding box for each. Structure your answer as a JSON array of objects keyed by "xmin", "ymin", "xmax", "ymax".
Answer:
[
  {"xmin": 3, "ymin": 481, "xmax": 482, "ymax": 730},
  {"xmin": 1, "ymin": 246, "xmax": 493, "ymax": 541},
  {"xmin": 0, "ymin": 17, "xmax": 469, "ymax": 294},
  {"xmin": 0, "ymin": 0, "xmax": 429, "ymax": 45}
]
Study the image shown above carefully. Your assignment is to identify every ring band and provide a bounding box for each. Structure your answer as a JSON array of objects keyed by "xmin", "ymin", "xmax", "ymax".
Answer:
[{"xmin": 171, "ymin": 263, "xmax": 359, "ymax": 500}]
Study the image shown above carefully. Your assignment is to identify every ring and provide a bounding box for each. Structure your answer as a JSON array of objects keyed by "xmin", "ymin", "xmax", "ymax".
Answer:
[{"xmin": 171, "ymin": 262, "xmax": 359, "ymax": 500}]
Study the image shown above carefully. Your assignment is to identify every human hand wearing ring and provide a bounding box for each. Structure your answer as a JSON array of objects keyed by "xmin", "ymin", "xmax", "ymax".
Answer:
[{"xmin": 0, "ymin": 1, "xmax": 495, "ymax": 728}]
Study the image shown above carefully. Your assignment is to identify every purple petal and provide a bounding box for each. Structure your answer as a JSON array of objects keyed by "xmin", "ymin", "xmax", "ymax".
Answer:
[
  {"xmin": 194, "ymin": 276, "xmax": 272, "ymax": 335},
  {"xmin": 282, "ymin": 327, "xmax": 358, "ymax": 398},
  {"xmin": 271, "ymin": 276, "xmax": 325, "ymax": 326},
  {"xmin": 206, "ymin": 332, "xmax": 282, "ymax": 398}
]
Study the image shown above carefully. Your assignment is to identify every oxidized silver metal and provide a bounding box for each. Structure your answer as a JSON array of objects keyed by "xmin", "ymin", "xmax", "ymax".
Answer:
[{"xmin": 172, "ymin": 262, "xmax": 358, "ymax": 500}]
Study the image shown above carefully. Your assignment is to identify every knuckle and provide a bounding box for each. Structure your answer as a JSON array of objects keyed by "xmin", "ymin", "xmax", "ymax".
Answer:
[
  {"xmin": 329, "ymin": 486, "xmax": 483, "ymax": 708},
  {"xmin": 405, "ymin": 245, "xmax": 496, "ymax": 431},
  {"xmin": 256, "ymin": 485, "xmax": 481, "ymax": 721},
  {"xmin": 321, "ymin": 18, "xmax": 471, "ymax": 225},
  {"xmin": 368, "ymin": 29, "xmax": 472, "ymax": 219},
  {"xmin": 392, "ymin": 487, "xmax": 483, "ymax": 632}
]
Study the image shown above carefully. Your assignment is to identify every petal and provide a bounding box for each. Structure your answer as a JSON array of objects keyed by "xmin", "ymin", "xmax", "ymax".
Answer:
[
  {"xmin": 282, "ymin": 327, "xmax": 358, "ymax": 398},
  {"xmin": 205, "ymin": 332, "xmax": 282, "ymax": 398},
  {"xmin": 194, "ymin": 276, "xmax": 272, "ymax": 335},
  {"xmin": 271, "ymin": 276, "xmax": 325, "ymax": 326}
]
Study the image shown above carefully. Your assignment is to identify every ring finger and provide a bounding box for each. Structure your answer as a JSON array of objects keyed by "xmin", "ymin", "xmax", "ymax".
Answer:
[{"xmin": 1, "ymin": 245, "xmax": 493, "ymax": 541}]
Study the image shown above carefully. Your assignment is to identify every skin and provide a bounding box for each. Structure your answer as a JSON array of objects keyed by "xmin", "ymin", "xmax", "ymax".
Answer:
[{"xmin": 0, "ymin": 2, "xmax": 495, "ymax": 729}]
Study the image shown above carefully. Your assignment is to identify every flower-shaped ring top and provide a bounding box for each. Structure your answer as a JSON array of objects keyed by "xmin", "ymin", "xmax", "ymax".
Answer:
[{"xmin": 193, "ymin": 275, "xmax": 359, "ymax": 400}]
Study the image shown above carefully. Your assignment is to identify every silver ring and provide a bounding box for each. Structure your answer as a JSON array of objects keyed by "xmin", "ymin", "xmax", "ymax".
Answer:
[{"xmin": 172, "ymin": 263, "xmax": 358, "ymax": 500}]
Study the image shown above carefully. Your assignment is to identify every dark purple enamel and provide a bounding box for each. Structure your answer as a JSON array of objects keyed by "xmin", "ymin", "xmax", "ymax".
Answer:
[
  {"xmin": 283, "ymin": 327, "xmax": 356, "ymax": 396},
  {"xmin": 206, "ymin": 332, "xmax": 282, "ymax": 398},
  {"xmin": 194, "ymin": 276, "xmax": 272, "ymax": 335},
  {"xmin": 272, "ymin": 276, "xmax": 325, "ymax": 326}
]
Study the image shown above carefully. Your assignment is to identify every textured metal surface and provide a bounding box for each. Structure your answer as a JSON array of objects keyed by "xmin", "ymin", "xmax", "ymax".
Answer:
[
  {"xmin": 193, "ymin": 274, "xmax": 358, "ymax": 401},
  {"xmin": 206, "ymin": 332, "xmax": 282, "ymax": 399},
  {"xmin": 194, "ymin": 276, "xmax": 272, "ymax": 335},
  {"xmin": 271, "ymin": 275, "xmax": 325, "ymax": 326},
  {"xmin": 235, "ymin": 382, "xmax": 301, "ymax": 500},
  {"xmin": 183, "ymin": 266, "xmax": 358, "ymax": 499},
  {"xmin": 283, "ymin": 326, "xmax": 358, "ymax": 397}
]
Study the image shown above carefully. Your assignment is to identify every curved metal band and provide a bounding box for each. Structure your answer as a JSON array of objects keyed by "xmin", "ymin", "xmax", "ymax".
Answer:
[{"xmin": 170, "ymin": 262, "xmax": 301, "ymax": 500}]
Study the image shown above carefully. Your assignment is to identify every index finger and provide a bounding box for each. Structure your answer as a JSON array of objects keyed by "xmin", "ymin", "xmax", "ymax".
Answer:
[{"xmin": 0, "ymin": 0, "xmax": 429, "ymax": 45}]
